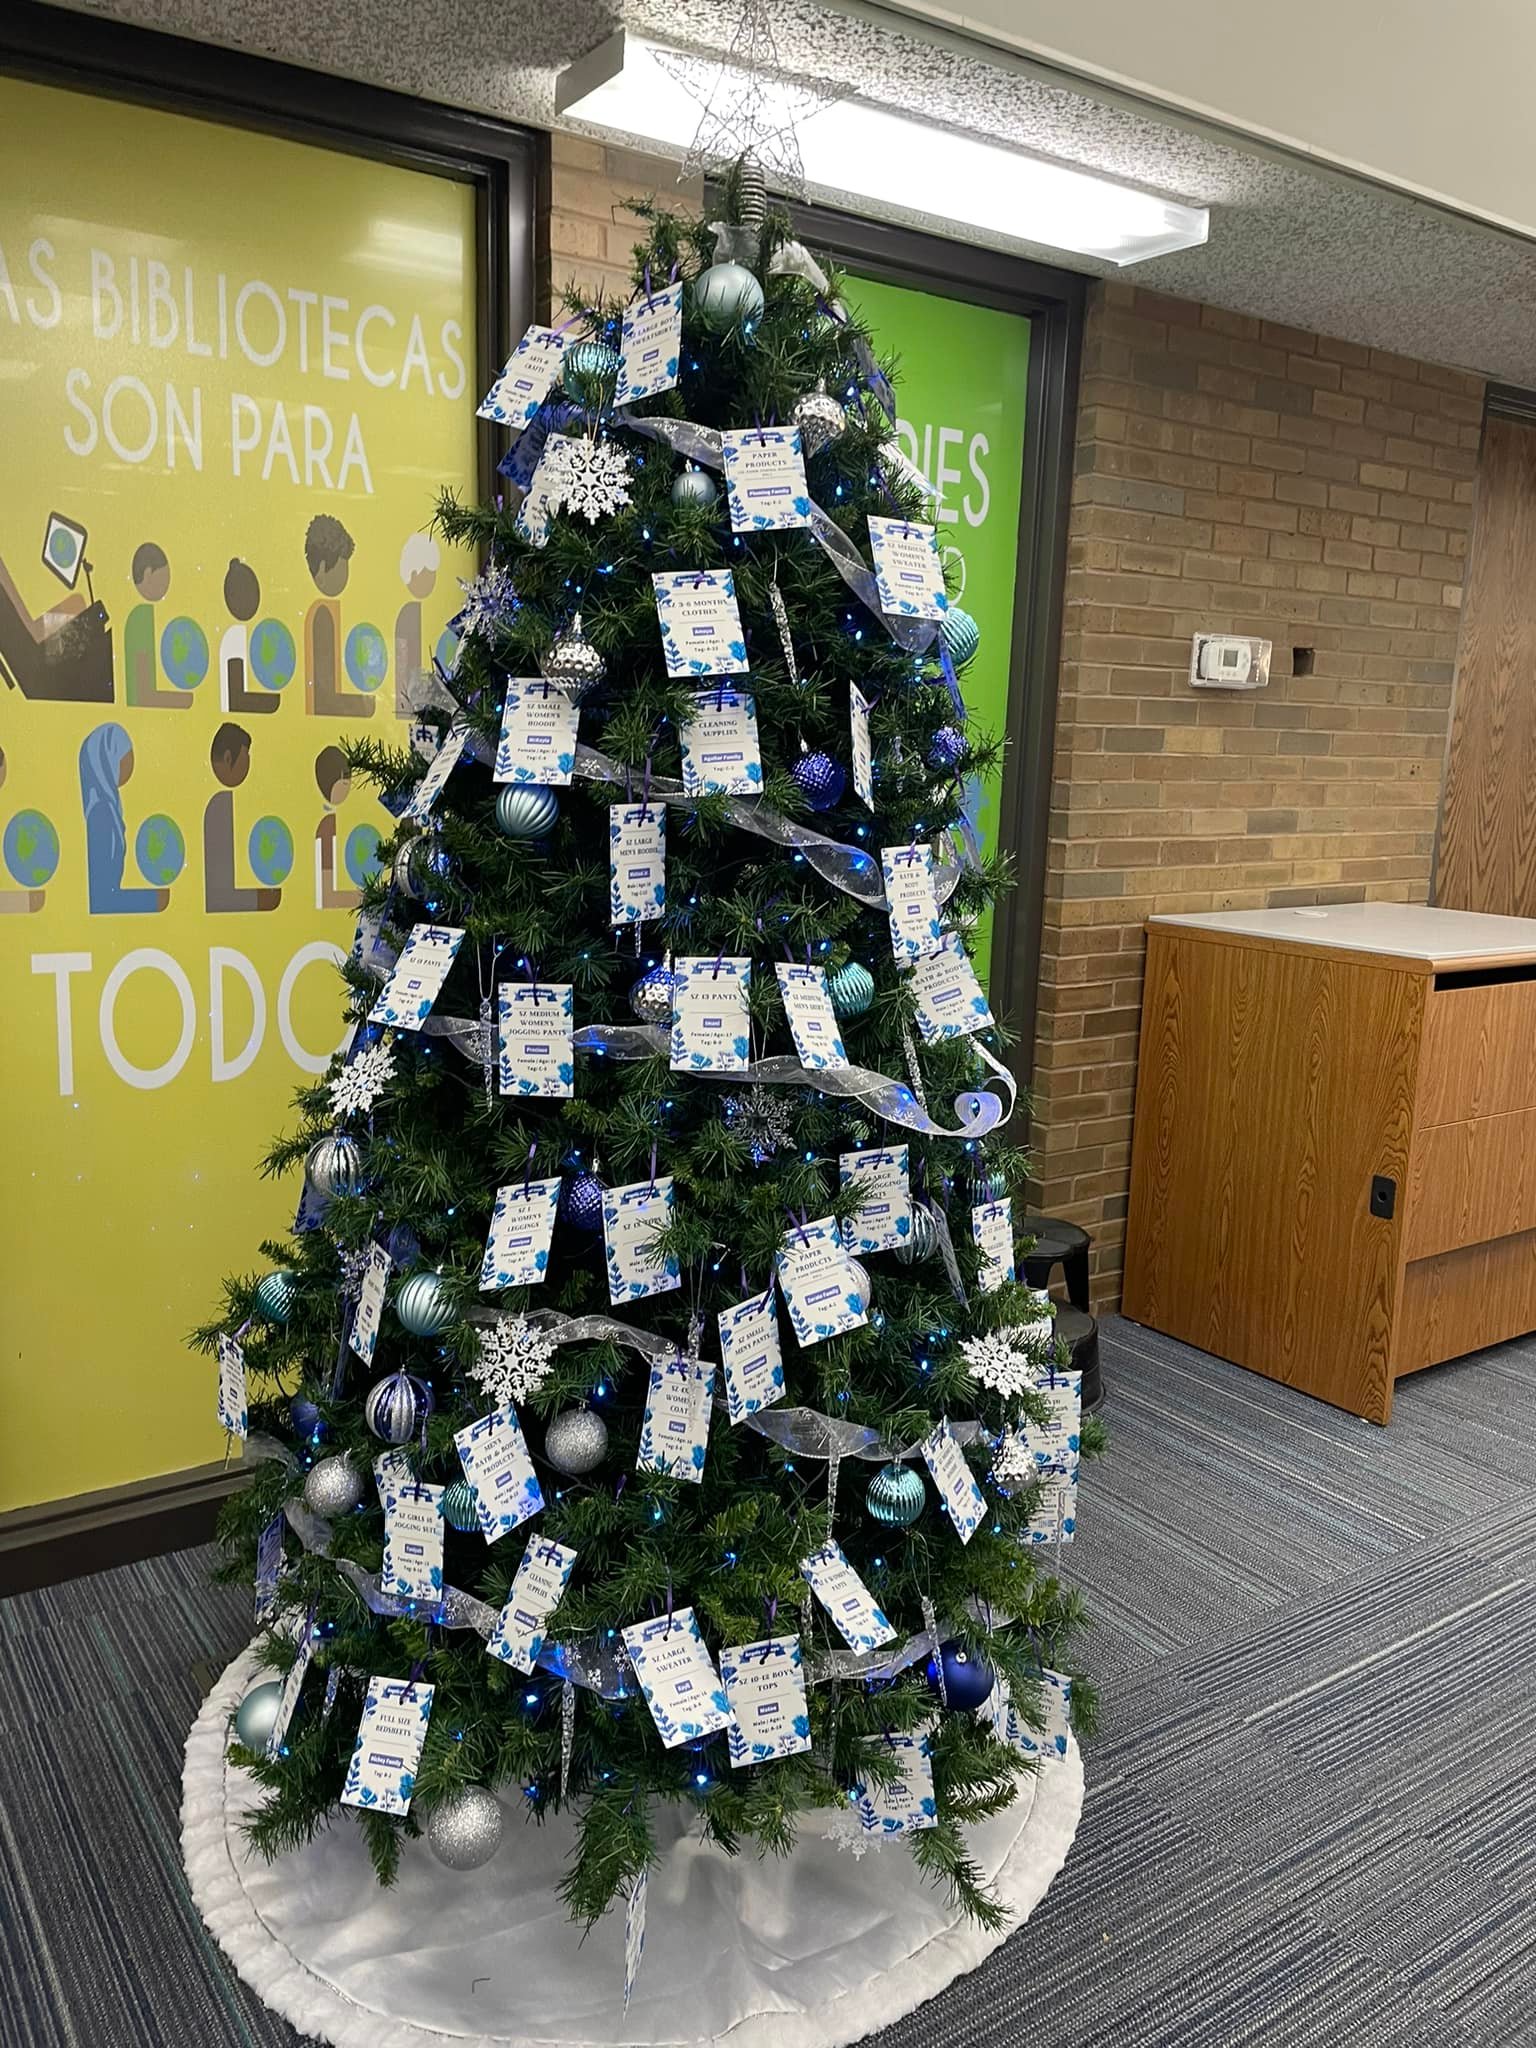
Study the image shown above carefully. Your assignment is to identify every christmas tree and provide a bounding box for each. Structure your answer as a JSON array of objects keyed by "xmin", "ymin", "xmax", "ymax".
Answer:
[{"xmin": 203, "ymin": 160, "xmax": 1099, "ymax": 1937}]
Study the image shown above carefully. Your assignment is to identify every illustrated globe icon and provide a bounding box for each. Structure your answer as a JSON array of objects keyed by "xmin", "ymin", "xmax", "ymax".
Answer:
[
  {"xmin": 135, "ymin": 813, "xmax": 186, "ymax": 887},
  {"xmin": 435, "ymin": 626, "xmax": 461, "ymax": 676},
  {"xmin": 47, "ymin": 526, "xmax": 77, "ymax": 571},
  {"xmin": 248, "ymin": 815, "xmax": 295, "ymax": 887},
  {"xmin": 344, "ymin": 822, "xmax": 383, "ymax": 888},
  {"xmin": 345, "ymin": 622, "xmax": 388, "ymax": 692},
  {"xmin": 3, "ymin": 808, "xmax": 60, "ymax": 888},
  {"xmin": 160, "ymin": 616, "xmax": 209, "ymax": 691},
  {"xmin": 250, "ymin": 617, "xmax": 296, "ymax": 691}
]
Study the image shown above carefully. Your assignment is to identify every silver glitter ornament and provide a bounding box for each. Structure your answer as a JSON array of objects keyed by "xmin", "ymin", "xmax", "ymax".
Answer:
[
  {"xmin": 539, "ymin": 613, "xmax": 606, "ymax": 700},
  {"xmin": 426, "ymin": 1785, "xmax": 504, "ymax": 1871},
  {"xmin": 233, "ymin": 1681, "xmax": 285, "ymax": 1751},
  {"xmin": 304, "ymin": 1453, "xmax": 365, "ymax": 1517},
  {"xmin": 792, "ymin": 379, "xmax": 846, "ymax": 458},
  {"xmin": 895, "ymin": 1202, "xmax": 939, "ymax": 1265},
  {"xmin": 543, "ymin": 1406, "xmax": 608, "ymax": 1476}
]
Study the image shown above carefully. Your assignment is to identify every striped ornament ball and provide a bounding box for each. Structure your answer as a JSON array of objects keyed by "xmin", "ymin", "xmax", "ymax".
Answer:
[{"xmin": 364, "ymin": 1372, "xmax": 434, "ymax": 1445}]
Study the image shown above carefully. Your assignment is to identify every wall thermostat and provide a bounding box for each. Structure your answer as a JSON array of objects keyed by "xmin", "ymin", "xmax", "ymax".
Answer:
[{"xmin": 1190, "ymin": 633, "xmax": 1272, "ymax": 690}]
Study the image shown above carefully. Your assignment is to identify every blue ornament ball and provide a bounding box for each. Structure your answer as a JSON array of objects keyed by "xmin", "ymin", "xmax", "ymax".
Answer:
[
  {"xmin": 828, "ymin": 961, "xmax": 875, "ymax": 1019},
  {"xmin": 939, "ymin": 606, "xmax": 981, "ymax": 671},
  {"xmin": 866, "ymin": 1460, "xmax": 925, "ymax": 1528},
  {"xmin": 926, "ymin": 1638, "xmax": 995, "ymax": 1712},
  {"xmin": 234, "ymin": 1680, "xmax": 285, "ymax": 1751},
  {"xmin": 927, "ymin": 725, "xmax": 967, "ymax": 773},
  {"xmin": 562, "ymin": 338, "xmax": 621, "ymax": 401},
  {"xmin": 791, "ymin": 750, "xmax": 846, "ymax": 812},
  {"xmin": 560, "ymin": 1171, "xmax": 605, "ymax": 1232},
  {"xmin": 305, "ymin": 1133, "xmax": 366, "ymax": 1198},
  {"xmin": 364, "ymin": 1371, "xmax": 434, "ymax": 1445},
  {"xmin": 695, "ymin": 262, "xmax": 765, "ymax": 332},
  {"xmin": 290, "ymin": 1395, "xmax": 324, "ymax": 1443},
  {"xmin": 395, "ymin": 1270, "xmax": 456, "ymax": 1337},
  {"xmin": 495, "ymin": 785, "xmax": 560, "ymax": 840},
  {"xmin": 253, "ymin": 1269, "xmax": 299, "ymax": 1324},
  {"xmin": 442, "ymin": 1477, "xmax": 480, "ymax": 1531},
  {"xmin": 671, "ymin": 465, "xmax": 718, "ymax": 509},
  {"xmin": 629, "ymin": 964, "xmax": 676, "ymax": 1026}
]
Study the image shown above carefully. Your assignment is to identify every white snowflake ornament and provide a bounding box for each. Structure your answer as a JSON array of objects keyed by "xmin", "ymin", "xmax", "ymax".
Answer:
[
  {"xmin": 552, "ymin": 436, "xmax": 632, "ymax": 523},
  {"xmin": 471, "ymin": 1316, "xmax": 558, "ymax": 1408},
  {"xmin": 329, "ymin": 1038, "xmax": 396, "ymax": 1120},
  {"xmin": 959, "ymin": 1330, "xmax": 1035, "ymax": 1401},
  {"xmin": 456, "ymin": 561, "xmax": 519, "ymax": 643},
  {"xmin": 990, "ymin": 1428, "xmax": 1035, "ymax": 1488}
]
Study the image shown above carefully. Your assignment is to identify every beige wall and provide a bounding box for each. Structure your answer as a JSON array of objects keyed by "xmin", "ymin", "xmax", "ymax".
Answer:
[{"xmin": 546, "ymin": 134, "xmax": 698, "ymax": 312}]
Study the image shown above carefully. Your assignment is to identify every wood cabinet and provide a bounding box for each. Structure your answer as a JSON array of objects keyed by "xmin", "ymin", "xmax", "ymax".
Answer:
[{"xmin": 1122, "ymin": 903, "xmax": 1536, "ymax": 1422}]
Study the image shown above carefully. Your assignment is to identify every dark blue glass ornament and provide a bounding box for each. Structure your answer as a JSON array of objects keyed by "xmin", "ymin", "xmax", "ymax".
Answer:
[
  {"xmin": 791, "ymin": 750, "xmax": 846, "ymax": 812},
  {"xmin": 560, "ymin": 1171, "xmax": 604, "ymax": 1231},
  {"xmin": 290, "ymin": 1395, "xmax": 325, "ymax": 1442},
  {"xmin": 927, "ymin": 725, "xmax": 966, "ymax": 772},
  {"xmin": 926, "ymin": 1639, "xmax": 995, "ymax": 1711}
]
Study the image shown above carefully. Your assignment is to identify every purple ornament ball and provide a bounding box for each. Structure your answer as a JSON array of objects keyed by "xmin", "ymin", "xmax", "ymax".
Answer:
[
  {"xmin": 791, "ymin": 750, "xmax": 846, "ymax": 812},
  {"xmin": 928, "ymin": 725, "xmax": 967, "ymax": 772}
]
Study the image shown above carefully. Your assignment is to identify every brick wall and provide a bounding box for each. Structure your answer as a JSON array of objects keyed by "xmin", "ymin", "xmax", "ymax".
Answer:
[
  {"xmin": 546, "ymin": 133, "xmax": 700, "ymax": 312},
  {"xmin": 1030, "ymin": 281, "xmax": 1484, "ymax": 1307}
]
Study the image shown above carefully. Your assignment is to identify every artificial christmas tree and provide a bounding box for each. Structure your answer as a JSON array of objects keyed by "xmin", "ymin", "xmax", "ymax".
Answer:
[{"xmin": 199, "ymin": 162, "xmax": 1099, "ymax": 1965}]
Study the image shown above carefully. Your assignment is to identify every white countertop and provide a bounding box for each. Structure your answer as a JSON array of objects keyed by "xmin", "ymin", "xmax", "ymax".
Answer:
[{"xmin": 1147, "ymin": 901, "xmax": 1536, "ymax": 962}]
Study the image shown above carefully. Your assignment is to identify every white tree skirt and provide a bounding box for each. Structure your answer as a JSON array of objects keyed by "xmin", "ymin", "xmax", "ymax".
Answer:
[{"xmin": 183, "ymin": 1641, "xmax": 1082, "ymax": 2048}]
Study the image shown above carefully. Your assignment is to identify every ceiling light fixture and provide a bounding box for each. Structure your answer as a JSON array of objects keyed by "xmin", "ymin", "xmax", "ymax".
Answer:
[{"xmin": 555, "ymin": 32, "xmax": 1209, "ymax": 268}]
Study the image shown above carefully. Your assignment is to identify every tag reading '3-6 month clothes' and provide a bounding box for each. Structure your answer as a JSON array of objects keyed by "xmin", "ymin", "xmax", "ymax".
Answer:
[
  {"xmin": 775, "ymin": 962, "xmax": 848, "ymax": 1070},
  {"xmin": 717, "ymin": 1284, "xmax": 786, "ymax": 1423},
  {"xmin": 621, "ymin": 1607, "xmax": 734, "ymax": 1748},
  {"xmin": 651, "ymin": 569, "xmax": 748, "ymax": 678},
  {"xmin": 478, "ymin": 1176, "xmax": 562, "ymax": 1290},
  {"xmin": 498, "ymin": 981, "xmax": 574, "ymax": 1098},
  {"xmin": 341, "ymin": 1676, "xmax": 434, "ymax": 1816},
  {"xmin": 487, "ymin": 1535, "xmax": 577, "ymax": 1674},
  {"xmin": 609, "ymin": 803, "xmax": 666, "ymax": 926},
  {"xmin": 720, "ymin": 1635, "xmax": 813, "ymax": 1767},
  {"xmin": 602, "ymin": 1177, "xmax": 682, "ymax": 1303},
  {"xmin": 678, "ymin": 686, "xmax": 762, "ymax": 795},
  {"xmin": 670, "ymin": 955, "xmax": 751, "ymax": 1073},
  {"xmin": 454, "ymin": 1405, "xmax": 544, "ymax": 1538},
  {"xmin": 495, "ymin": 680, "xmax": 580, "ymax": 786},
  {"xmin": 637, "ymin": 1353, "xmax": 713, "ymax": 1481},
  {"xmin": 368, "ymin": 924, "xmax": 465, "ymax": 1030},
  {"xmin": 381, "ymin": 1482, "xmax": 445, "ymax": 1602}
]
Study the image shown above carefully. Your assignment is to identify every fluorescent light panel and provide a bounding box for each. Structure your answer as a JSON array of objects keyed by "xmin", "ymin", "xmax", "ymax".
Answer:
[{"xmin": 555, "ymin": 33, "xmax": 1208, "ymax": 267}]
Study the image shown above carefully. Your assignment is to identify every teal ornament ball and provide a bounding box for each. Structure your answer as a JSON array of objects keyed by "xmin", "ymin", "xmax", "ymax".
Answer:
[
  {"xmin": 306, "ymin": 1133, "xmax": 366, "ymax": 1198},
  {"xmin": 866, "ymin": 1461, "xmax": 925, "ymax": 1528},
  {"xmin": 562, "ymin": 338, "xmax": 621, "ymax": 403},
  {"xmin": 233, "ymin": 1680, "xmax": 285, "ymax": 1751},
  {"xmin": 695, "ymin": 262, "xmax": 764, "ymax": 332},
  {"xmin": 895, "ymin": 1204, "xmax": 939, "ymax": 1265},
  {"xmin": 828, "ymin": 961, "xmax": 875, "ymax": 1019},
  {"xmin": 365, "ymin": 1371, "xmax": 434, "ymax": 1445},
  {"xmin": 442, "ymin": 1477, "xmax": 480, "ymax": 1532},
  {"xmin": 395, "ymin": 1271, "xmax": 456, "ymax": 1337},
  {"xmin": 254, "ymin": 1268, "xmax": 299, "ymax": 1324},
  {"xmin": 939, "ymin": 606, "xmax": 980, "ymax": 671},
  {"xmin": 671, "ymin": 465, "xmax": 718, "ymax": 510},
  {"xmin": 495, "ymin": 785, "xmax": 560, "ymax": 840}
]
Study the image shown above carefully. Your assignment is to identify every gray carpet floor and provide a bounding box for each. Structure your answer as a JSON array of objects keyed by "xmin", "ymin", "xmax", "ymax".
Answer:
[{"xmin": 4, "ymin": 1315, "xmax": 1535, "ymax": 2047}]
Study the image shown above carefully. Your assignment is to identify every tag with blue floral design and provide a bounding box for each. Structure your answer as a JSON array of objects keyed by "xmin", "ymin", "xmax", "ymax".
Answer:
[
  {"xmin": 881, "ymin": 843, "xmax": 945, "ymax": 963},
  {"xmin": 799, "ymin": 1538, "xmax": 896, "ymax": 1653},
  {"xmin": 455, "ymin": 1405, "xmax": 544, "ymax": 1539},
  {"xmin": 381, "ymin": 1482, "xmax": 445, "ymax": 1601},
  {"xmin": 497, "ymin": 981, "xmax": 574, "ymax": 1097},
  {"xmin": 373, "ymin": 1448, "xmax": 415, "ymax": 1513},
  {"xmin": 717, "ymin": 1283, "xmax": 786, "ymax": 1424},
  {"xmin": 854, "ymin": 1726, "xmax": 938, "ymax": 1834},
  {"xmin": 920, "ymin": 1420, "xmax": 987, "ymax": 1545},
  {"xmin": 1023, "ymin": 1367, "xmax": 1082, "ymax": 1468},
  {"xmin": 971, "ymin": 1197, "xmax": 1015, "ymax": 1293},
  {"xmin": 609, "ymin": 803, "xmax": 666, "ymax": 926},
  {"xmin": 476, "ymin": 324, "xmax": 568, "ymax": 427},
  {"xmin": 850, "ymin": 683, "xmax": 876, "ymax": 809},
  {"xmin": 216, "ymin": 1333, "xmax": 247, "ymax": 1439},
  {"xmin": 721, "ymin": 424, "xmax": 812, "ymax": 533},
  {"xmin": 909, "ymin": 933, "xmax": 994, "ymax": 1042},
  {"xmin": 720, "ymin": 1634, "xmax": 813, "ymax": 1767},
  {"xmin": 775, "ymin": 1215, "xmax": 868, "ymax": 1348},
  {"xmin": 839, "ymin": 1144, "xmax": 912, "ymax": 1254},
  {"xmin": 478, "ymin": 1176, "xmax": 562, "ymax": 1290},
  {"xmin": 669, "ymin": 955, "xmax": 751, "ymax": 1072},
  {"xmin": 487, "ymin": 1535, "xmax": 577, "ymax": 1673},
  {"xmin": 636, "ymin": 1352, "xmax": 713, "ymax": 1481},
  {"xmin": 340, "ymin": 1675, "xmax": 434, "ymax": 1815},
  {"xmin": 651, "ymin": 569, "xmax": 748, "ymax": 677},
  {"xmin": 1025, "ymin": 1465, "xmax": 1078, "ymax": 1546},
  {"xmin": 402, "ymin": 719, "xmax": 470, "ymax": 824},
  {"xmin": 602, "ymin": 1177, "xmax": 682, "ymax": 1303},
  {"xmin": 264, "ymin": 1616, "xmax": 313, "ymax": 1760},
  {"xmin": 620, "ymin": 1607, "xmax": 734, "ymax": 1748},
  {"xmin": 867, "ymin": 514, "xmax": 949, "ymax": 620},
  {"xmin": 495, "ymin": 680, "xmax": 579, "ymax": 786},
  {"xmin": 1008, "ymin": 1668, "xmax": 1073, "ymax": 1762},
  {"xmin": 350, "ymin": 1241, "xmax": 393, "ymax": 1365},
  {"xmin": 775, "ymin": 962, "xmax": 849, "ymax": 1070},
  {"xmin": 615, "ymin": 283, "xmax": 682, "ymax": 405},
  {"xmin": 368, "ymin": 923, "xmax": 465, "ymax": 1030},
  {"xmin": 678, "ymin": 686, "xmax": 763, "ymax": 795}
]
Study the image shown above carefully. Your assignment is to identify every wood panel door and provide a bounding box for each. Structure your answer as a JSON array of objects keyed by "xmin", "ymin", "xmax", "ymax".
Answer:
[{"xmin": 1436, "ymin": 412, "xmax": 1536, "ymax": 915}]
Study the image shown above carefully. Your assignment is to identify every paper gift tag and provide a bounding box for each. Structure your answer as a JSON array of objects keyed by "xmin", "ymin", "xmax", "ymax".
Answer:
[
  {"xmin": 652, "ymin": 569, "xmax": 748, "ymax": 678},
  {"xmin": 403, "ymin": 720, "xmax": 470, "ymax": 824},
  {"xmin": 717, "ymin": 1284, "xmax": 786, "ymax": 1423},
  {"xmin": 1023, "ymin": 1368, "xmax": 1082, "ymax": 1467},
  {"xmin": 839, "ymin": 1145, "xmax": 912, "ymax": 1255},
  {"xmin": 855, "ymin": 1726, "xmax": 938, "ymax": 1834},
  {"xmin": 849, "ymin": 683, "xmax": 876, "ymax": 809},
  {"xmin": 1025, "ymin": 1465, "xmax": 1078, "ymax": 1545},
  {"xmin": 669, "ymin": 955, "xmax": 751, "ymax": 1072},
  {"xmin": 455, "ymin": 1405, "xmax": 545, "ymax": 1539},
  {"xmin": 254, "ymin": 1512, "xmax": 284, "ymax": 1623},
  {"xmin": 373, "ymin": 1448, "xmax": 415, "ymax": 1512},
  {"xmin": 867, "ymin": 514, "xmax": 949, "ymax": 620},
  {"xmin": 513, "ymin": 432, "xmax": 573, "ymax": 549},
  {"xmin": 609, "ymin": 803, "xmax": 666, "ymax": 926},
  {"xmin": 216, "ymin": 1333, "xmax": 247, "ymax": 1439},
  {"xmin": 498, "ymin": 982, "xmax": 574, "ymax": 1098},
  {"xmin": 920, "ymin": 1420, "xmax": 987, "ymax": 1545},
  {"xmin": 263, "ymin": 1629, "xmax": 313, "ymax": 1759},
  {"xmin": 293, "ymin": 1175, "xmax": 330, "ymax": 1235},
  {"xmin": 972, "ymin": 1197, "xmax": 1015, "ymax": 1293},
  {"xmin": 487, "ymin": 1535, "xmax": 578, "ymax": 1673},
  {"xmin": 799, "ymin": 1540, "xmax": 896, "ymax": 1653},
  {"xmin": 381, "ymin": 1482, "xmax": 445, "ymax": 1602},
  {"xmin": 623, "ymin": 1870, "xmax": 648, "ymax": 2013},
  {"xmin": 351, "ymin": 904, "xmax": 398, "ymax": 979},
  {"xmin": 775, "ymin": 962, "xmax": 848, "ymax": 1070},
  {"xmin": 622, "ymin": 1607, "xmax": 734, "ymax": 1748},
  {"xmin": 478, "ymin": 1176, "xmax": 562, "ymax": 1290},
  {"xmin": 495, "ymin": 679, "xmax": 579, "ymax": 786},
  {"xmin": 637, "ymin": 1353, "xmax": 713, "ymax": 1481},
  {"xmin": 881, "ymin": 843, "xmax": 945, "ymax": 962},
  {"xmin": 615, "ymin": 283, "xmax": 682, "ymax": 405},
  {"xmin": 603, "ymin": 1177, "xmax": 681, "ymax": 1303},
  {"xmin": 1016, "ymin": 1285, "xmax": 1056, "ymax": 1355},
  {"xmin": 910, "ymin": 933, "xmax": 994, "ymax": 1042},
  {"xmin": 679, "ymin": 686, "xmax": 763, "ymax": 795},
  {"xmin": 775, "ymin": 1216, "xmax": 868, "ymax": 1348},
  {"xmin": 350, "ymin": 1241, "xmax": 393, "ymax": 1365},
  {"xmin": 340, "ymin": 1675, "xmax": 434, "ymax": 1815},
  {"xmin": 368, "ymin": 923, "xmax": 464, "ymax": 1030},
  {"xmin": 721, "ymin": 1636, "xmax": 813, "ymax": 1767},
  {"xmin": 477, "ymin": 324, "xmax": 568, "ymax": 426},
  {"xmin": 721, "ymin": 424, "xmax": 813, "ymax": 533},
  {"xmin": 1012, "ymin": 1668, "xmax": 1073, "ymax": 1761}
]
